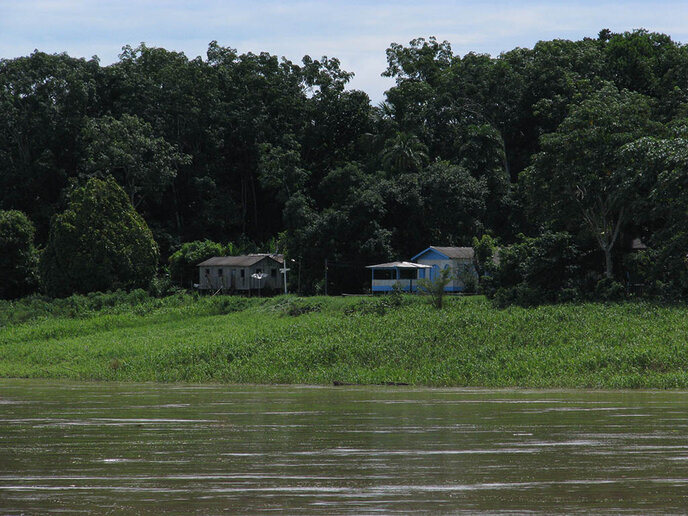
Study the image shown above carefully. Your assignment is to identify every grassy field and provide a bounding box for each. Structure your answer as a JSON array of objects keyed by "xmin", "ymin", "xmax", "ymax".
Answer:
[{"xmin": 1, "ymin": 293, "xmax": 688, "ymax": 388}]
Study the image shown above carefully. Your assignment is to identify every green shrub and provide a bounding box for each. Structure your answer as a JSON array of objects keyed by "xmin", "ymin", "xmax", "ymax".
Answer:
[
  {"xmin": 0, "ymin": 210, "xmax": 39, "ymax": 299},
  {"xmin": 169, "ymin": 240, "xmax": 227, "ymax": 288},
  {"xmin": 40, "ymin": 176, "xmax": 159, "ymax": 297},
  {"xmin": 489, "ymin": 231, "xmax": 583, "ymax": 306},
  {"xmin": 148, "ymin": 275, "xmax": 183, "ymax": 298},
  {"xmin": 418, "ymin": 267, "xmax": 453, "ymax": 309},
  {"xmin": 346, "ymin": 291, "xmax": 407, "ymax": 316},
  {"xmin": 595, "ymin": 278, "xmax": 626, "ymax": 301}
]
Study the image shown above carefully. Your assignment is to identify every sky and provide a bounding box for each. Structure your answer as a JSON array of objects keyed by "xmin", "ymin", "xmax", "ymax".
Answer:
[{"xmin": 2, "ymin": 0, "xmax": 688, "ymax": 103}]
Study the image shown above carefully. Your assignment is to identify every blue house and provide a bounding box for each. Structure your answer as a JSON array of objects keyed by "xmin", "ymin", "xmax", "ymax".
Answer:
[
  {"xmin": 367, "ymin": 246, "xmax": 478, "ymax": 294},
  {"xmin": 411, "ymin": 246, "xmax": 477, "ymax": 293},
  {"xmin": 366, "ymin": 261, "xmax": 431, "ymax": 293}
]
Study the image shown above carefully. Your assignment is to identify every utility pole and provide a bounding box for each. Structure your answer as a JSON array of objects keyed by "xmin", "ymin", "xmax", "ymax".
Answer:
[
  {"xmin": 324, "ymin": 258, "xmax": 328, "ymax": 296},
  {"xmin": 280, "ymin": 260, "xmax": 290, "ymax": 295}
]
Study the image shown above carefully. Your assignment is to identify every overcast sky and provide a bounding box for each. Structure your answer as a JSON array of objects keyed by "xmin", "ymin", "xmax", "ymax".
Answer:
[{"xmin": 2, "ymin": 1, "xmax": 688, "ymax": 103}]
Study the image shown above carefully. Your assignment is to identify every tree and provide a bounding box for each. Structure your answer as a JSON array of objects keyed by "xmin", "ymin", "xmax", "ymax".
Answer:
[
  {"xmin": 419, "ymin": 161, "xmax": 488, "ymax": 245},
  {"xmin": 0, "ymin": 210, "xmax": 38, "ymax": 299},
  {"xmin": 522, "ymin": 84, "xmax": 659, "ymax": 278},
  {"xmin": 257, "ymin": 134, "xmax": 310, "ymax": 204},
  {"xmin": 80, "ymin": 114, "xmax": 190, "ymax": 209},
  {"xmin": 381, "ymin": 132, "xmax": 429, "ymax": 174},
  {"xmin": 0, "ymin": 51, "xmax": 100, "ymax": 239},
  {"xmin": 169, "ymin": 239, "xmax": 241, "ymax": 288},
  {"xmin": 41, "ymin": 176, "xmax": 159, "ymax": 297},
  {"xmin": 418, "ymin": 267, "xmax": 453, "ymax": 309},
  {"xmin": 490, "ymin": 232, "xmax": 583, "ymax": 306},
  {"xmin": 622, "ymin": 123, "xmax": 688, "ymax": 295},
  {"xmin": 472, "ymin": 234, "xmax": 497, "ymax": 281}
]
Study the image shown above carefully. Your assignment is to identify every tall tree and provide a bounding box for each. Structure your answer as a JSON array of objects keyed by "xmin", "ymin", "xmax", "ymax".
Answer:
[
  {"xmin": 0, "ymin": 51, "xmax": 100, "ymax": 238},
  {"xmin": 41, "ymin": 176, "xmax": 159, "ymax": 297},
  {"xmin": 80, "ymin": 114, "xmax": 190, "ymax": 209},
  {"xmin": 0, "ymin": 210, "xmax": 39, "ymax": 299},
  {"xmin": 522, "ymin": 84, "xmax": 659, "ymax": 278}
]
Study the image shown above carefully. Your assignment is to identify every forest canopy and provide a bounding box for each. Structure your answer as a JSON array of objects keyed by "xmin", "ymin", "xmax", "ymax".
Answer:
[{"xmin": 2, "ymin": 29, "xmax": 688, "ymax": 299}]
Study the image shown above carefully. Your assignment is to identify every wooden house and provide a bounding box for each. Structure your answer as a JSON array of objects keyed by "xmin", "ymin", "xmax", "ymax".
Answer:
[
  {"xmin": 366, "ymin": 246, "xmax": 479, "ymax": 294},
  {"xmin": 366, "ymin": 261, "xmax": 432, "ymax": 293},
  {"xmin": 411, "ymin": 246, "xmax": 478, "ymax": 292},
  {"xmin": 197, "ymin": 254, "xmax": 284, "ymax": 294}
]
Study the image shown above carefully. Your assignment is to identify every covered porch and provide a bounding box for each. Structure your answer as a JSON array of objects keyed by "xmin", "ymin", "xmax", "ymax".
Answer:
[{"xmin": 366, "ymin": 261, "xmax": 432, "ymax": 293}]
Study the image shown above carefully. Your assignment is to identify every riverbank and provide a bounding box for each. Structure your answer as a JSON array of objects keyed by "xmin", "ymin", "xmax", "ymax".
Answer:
[{"xmin": 1, "ymin": 294, "xmax": 687, "ymax": 388}]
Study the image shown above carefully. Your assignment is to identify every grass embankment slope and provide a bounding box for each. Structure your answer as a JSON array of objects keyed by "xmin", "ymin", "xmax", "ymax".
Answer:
[{"xmin": 1, "ymin": 294, "xmax": 687, "ymax": 388}]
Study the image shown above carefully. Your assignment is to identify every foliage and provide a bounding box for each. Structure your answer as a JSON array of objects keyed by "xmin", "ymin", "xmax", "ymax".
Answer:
[
  {"xmin": 5, "ymin": 295, "xmax": 688, "ymax": 389},
  {"xmin": 380, "ymin": 132, "xmax": 429, "ymax": 174},
  {"xmin": 148, "ymin": 274, "xmax": 184, "ymax": 298},
  {"xmin": 3, "ymin": 31, "xmax": 688, "ymax": 297},
  {"xmin": 418, "ymin": 267, "xmax": 453, "ymax": 309},
  {"xmin": 522, "ymin": 84, "xmax": 659, "ymax": 279},
  {"xmin": 490, "ymin": 232, "xmax": 583, "ymax": 306},
  {"xmin": 472, "ymin": 234, "xmax": 497, "ymax": 281},
  {"xmin": 0, "ymin": 210, "xmax": 39, "ymax": 299},
  {"xmin": 40, "ymin": 176, "xmax": 159, "ymax": 297},
  {"xmin": 168, "ymin": 239, "xmax": 240, "ymax": 288},
  {"xmin": 594, "ymin": 277, "xmax": 626, "ymax": 302},
  {"xmin": 80, "ymin": 114, "xmax": 191, "ymax": 209},
  {"xmin": 622, "ymin": 126, "xmax": 688, "ymax": 296}
]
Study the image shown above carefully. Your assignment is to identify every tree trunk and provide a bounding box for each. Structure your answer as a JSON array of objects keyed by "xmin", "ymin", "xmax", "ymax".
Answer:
[
  {"xmin": 604, "ymin": 246, "xmax": 613, "ymax": 279},
  {"xmin": 500, "ymin": 132, "xmax": 511, "ymax": 181}
]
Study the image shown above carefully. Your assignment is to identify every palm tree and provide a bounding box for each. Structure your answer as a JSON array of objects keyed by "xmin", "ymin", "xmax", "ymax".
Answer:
[{"xmin": 381, "ymin": 132, "xmax": 429, "ymax": 174}]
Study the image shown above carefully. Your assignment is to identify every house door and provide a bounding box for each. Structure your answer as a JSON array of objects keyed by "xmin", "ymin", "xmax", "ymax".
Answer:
[{"xmin": 430, "ymin": 264, "xmax": 439, "ymax": 281}]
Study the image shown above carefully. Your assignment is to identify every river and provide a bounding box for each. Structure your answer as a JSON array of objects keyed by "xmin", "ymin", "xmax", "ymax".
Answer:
[{"xmin": 1, "ymin": 379, "xmax": 688, "ymax": 513}]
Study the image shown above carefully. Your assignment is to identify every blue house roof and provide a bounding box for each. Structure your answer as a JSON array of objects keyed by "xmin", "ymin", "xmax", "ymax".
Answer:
[{"xmin": 411, "ymin": 246, "xmax": 474, "ymax": 261}]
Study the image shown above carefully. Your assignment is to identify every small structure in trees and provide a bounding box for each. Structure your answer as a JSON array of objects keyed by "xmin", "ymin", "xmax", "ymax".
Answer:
[{"xmin": 197, "ymin": 254, "xmax": 284, "ymax": 294}]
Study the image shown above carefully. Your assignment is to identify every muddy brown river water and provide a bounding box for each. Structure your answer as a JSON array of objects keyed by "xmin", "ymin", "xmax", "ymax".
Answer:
[{"xmin": 1, "ymin": 379, "xmax": 688, "ymax": 513}]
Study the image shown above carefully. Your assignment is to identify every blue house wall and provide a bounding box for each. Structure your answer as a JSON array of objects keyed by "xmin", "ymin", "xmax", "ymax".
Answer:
[{"xmin": 411, "ymin": 247, "xmax": 475, "ymax": 293}]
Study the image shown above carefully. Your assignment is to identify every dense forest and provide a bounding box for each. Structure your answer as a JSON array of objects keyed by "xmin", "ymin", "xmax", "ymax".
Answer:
[{"xmin": 3, "ymin": 28, "xmax": 688, "ymax": 301}]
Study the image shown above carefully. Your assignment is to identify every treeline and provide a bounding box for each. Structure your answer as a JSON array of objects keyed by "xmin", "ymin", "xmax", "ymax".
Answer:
[{"xmin": 3, "ymin": 29, "xmax": 688, "ymax": 301}]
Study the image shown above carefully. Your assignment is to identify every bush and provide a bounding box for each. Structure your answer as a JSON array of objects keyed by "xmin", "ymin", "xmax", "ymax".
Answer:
[
  {"xmin": 595, "ymin": 278, "xmax": 626, "ymax": 301},
  {"xmin": 418, "ymin": 267, "xmax": 453, "ymax": 309},
  {"xmin": 169, "ymin": 240, "xmax": 228, "ymax": 288},
  {"xmin": 285, "ymin": 300, "xmax": 322, "ymax": 317},
  {"xmin": 148, "ymin": 275, "xmax": 183, "ymax": 298},
  {"xmin": 40, "ymin": 176, "xmax": 159, "ymax": 297},
  {"xmin": 489, "ymin": 231, "xmax": 583, "ymax": 306},
  {"xmin": 345, "ymin": 290, "xmax": 406, "ymax": 316},
  {"xmin": 0, "ymin": 289, "xmax": 177, "ymax": 325},
  {"xmin": 0, "ymin": 210, "xmax": 39, "ymax": 299}
]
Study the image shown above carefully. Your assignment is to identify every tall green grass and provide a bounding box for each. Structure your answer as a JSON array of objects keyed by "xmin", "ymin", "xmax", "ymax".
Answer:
[{"xmin": 2, "ymin": 294, "xmax": 688, "ymax": 388}]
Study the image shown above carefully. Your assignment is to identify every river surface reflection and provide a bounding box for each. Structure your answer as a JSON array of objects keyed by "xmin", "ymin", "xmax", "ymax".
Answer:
[{"xmin": 1, "ymin": 379, "xmax": 688, "ymax": 513}]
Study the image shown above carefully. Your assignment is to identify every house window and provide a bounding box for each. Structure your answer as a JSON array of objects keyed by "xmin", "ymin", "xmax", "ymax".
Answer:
[
  {"xmin": 218, "ymin": 268, "xmax": 223, "ymax": 276},
  {"xmin": 271, "ymin": 268, "xmax": 277, "ymax": 278},
  {"xmin": 240, "ymin": 269, "xmax": 245, "ymax": 279},
  {"xmin": 399, "ymin": 269, "xmax": 417, "ymax": 280},
  {"xmin": 373, "ymin": 269, "xmax": 394, "ymax": 280},
  {"xmin": 205, "ymin": 268, "xmax": 210, "ymax": 276},
  {"xmin": 256, "ymin": 268, "xmax": 262, "ymax": 274}
]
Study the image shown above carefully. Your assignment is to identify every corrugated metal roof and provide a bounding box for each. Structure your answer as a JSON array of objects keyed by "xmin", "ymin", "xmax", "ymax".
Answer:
[
  {"xmin": 428, "ymin": 246, "xmax": 475, "ymax": 260},
  {"xmin": 249, "ymin": 253, "xmax": 284, "ymax": 264},
  {"xmin": 197, "ymin": 254, "xmax": 283, "ymax": 267},
  {"xmin": 366, "ymin": 261, "xmax": 432, "ymax": 269}
]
